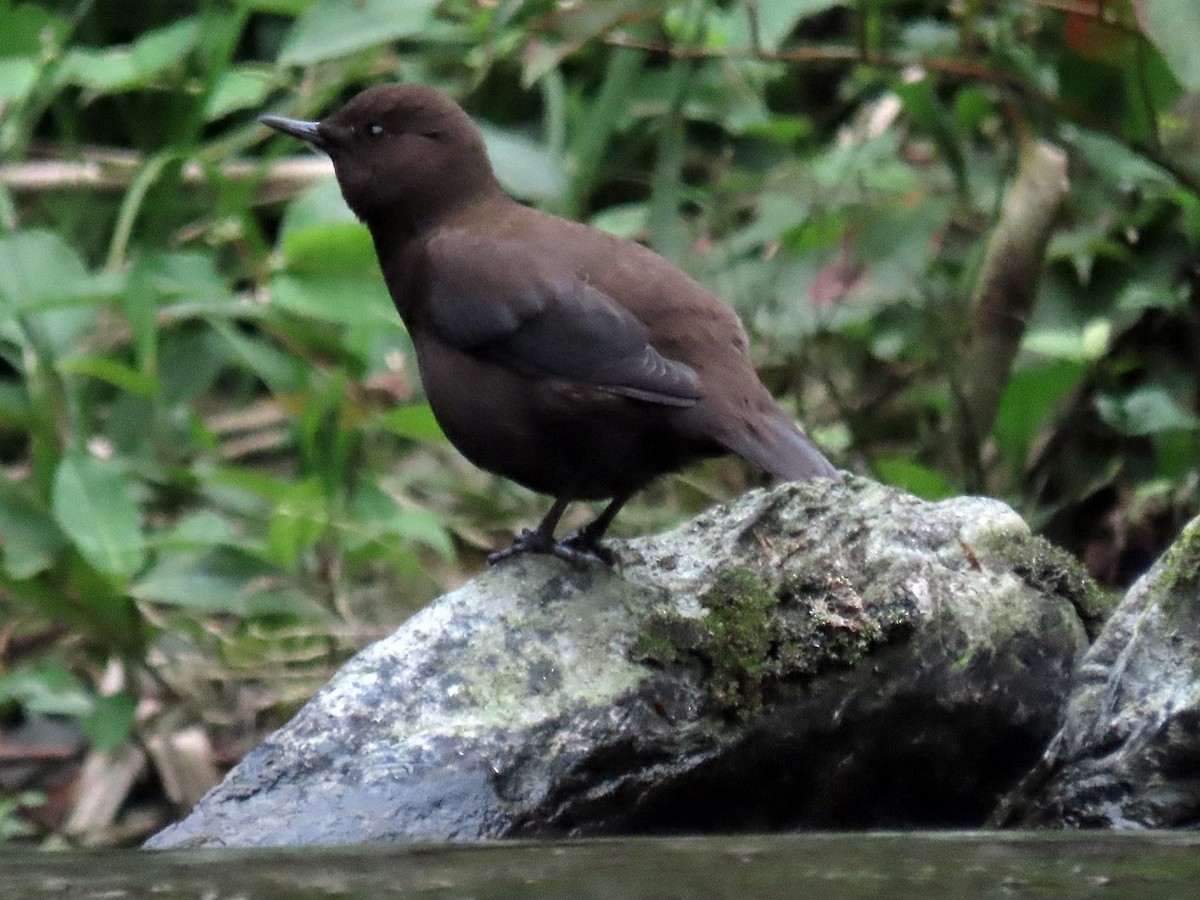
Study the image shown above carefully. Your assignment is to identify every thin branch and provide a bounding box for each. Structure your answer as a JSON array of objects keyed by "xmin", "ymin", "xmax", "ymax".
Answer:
[{"xmin": 0, "ymin": 155, "xmax": 333, "ymax": 203}]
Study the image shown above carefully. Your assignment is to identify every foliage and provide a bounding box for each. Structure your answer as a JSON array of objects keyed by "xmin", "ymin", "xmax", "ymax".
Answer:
[{"xmin": 0, "ymin": 0, "xmax": 1198, "ymax": 842}]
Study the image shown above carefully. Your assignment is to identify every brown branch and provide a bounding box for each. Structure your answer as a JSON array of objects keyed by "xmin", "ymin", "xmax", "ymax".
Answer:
[
  {"xmin": 953, "ymin": 137, "xmax": 1070, "ymax": 487},
  {"xmin": 0, "ymin": 155, "xmax": 333, "ymax": 204}
]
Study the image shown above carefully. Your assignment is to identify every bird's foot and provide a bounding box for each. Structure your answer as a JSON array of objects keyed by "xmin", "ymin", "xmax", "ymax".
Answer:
[
  {"xmin": 487, "ymin": 528, "xmax": 554, "ymax": 566},
  {"xmin": 559, "ymin": 529, "xmax": 617, "ymax": 567},
  {"xmin": 486, "ymin": 528, "xmax": 614, "ymax": 568}
]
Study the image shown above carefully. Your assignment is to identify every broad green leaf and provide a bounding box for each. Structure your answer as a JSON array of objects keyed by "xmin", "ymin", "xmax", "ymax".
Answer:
[
  {"xmin": 1115, "ymin": 281, "xmax": 1188, "ymax": 312},
  {"xmin": 379, "ymin": 403, "xmax": 446, "ymax": 443},
  {"xmin": 281, "ymin": 176, "xmax": 354, "ymax": 232},
  {"xmin": 1096, "ymin": 386, "xmax": 1199, "ymax": 436},
  {"xmin": 480, "ymin": 124, "xmax": 567, "ymax": 202},
  {"xmin": 153, "ymin": 511, "xmax": 239, "ymax": 550},
  {"xmin": 52, "ymin": 455, "xmax": 146, "ymax": 580},
  {"xmin": 59, "ymin": 48, "xmax": 139, "ymax": 92},
  {"xmin": 282, "ymin": 223, "xmax": 377, "ymax": 276},
  {"xmin": 279, "ymin": 0, "xmax": 440, "ymax": 65},
  {"xmin": 993, "ymin": 359, "xmax": 1086, "ymax": 470},
  {"xmin": 59, "ymin": 19, "xmax": 198, "ymax": 94},
  {"xmin": 279, "ymin": 178, "xmax": 377, "ymax": 274},
  {"xmin": 0, "ymin": 484, "xmax": 65, "ymax": 579},
  {"xmin": 0, "ymin": 56, "xmax": 37, "ymax": 104},
  {"xmin": 132, "ymin": 547, "xmax": 321, "ymax": 618},
  {"xmin": 205, "ymin": 66, "xmax": 276, "ymax": 121},
  {"xmin": 589, "ymin": 203, "xmax": 649, "ymax": 240},
  {"xmin": 1140, "ymin": 0, "xmax": 1200, "ymax": 90},
  {"xmin": 271, "ymin": 273, "xmax": 400, "ymax": 329},
  {"xmin": 1068, "ymin": 128, "xmax": 1176, "ymax": 189},
  {"xmin": 348, "ymin": 483, "xmax": 454, "ymax": 559},
  {"xmin": 0, "ymin": 665, "xmax": 92, "ymax": 717},
  {"xmin": 0, "ymin": 230, "xmax": 113, "ymax": 314},
  {"xmin": 872, "ymin": 457, "xmax": 956, "ymax": 500},
  {"xmin": 130, "ymin": 19, "xmax": 199, "ymax": 76},
  {"xmin": 713, "ymin": 0, "xmax": 846, "ymax": 51},
  {"xmin": 82, "ymin": 692, "xmax": 136, "ymax": 751}
]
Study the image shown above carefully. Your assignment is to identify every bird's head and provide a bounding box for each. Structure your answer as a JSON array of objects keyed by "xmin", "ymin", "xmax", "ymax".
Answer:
[{"xmin": 260, "ymin": 84, "xmax": 501, "ymax": 229}]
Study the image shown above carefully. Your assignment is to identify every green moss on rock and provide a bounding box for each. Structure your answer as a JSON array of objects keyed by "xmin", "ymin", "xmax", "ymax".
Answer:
[
  {"xmin": 992, "ymin": 534, "xmax": 1114, "ymax": 639},
  {"xmin": 631, "ymin": 565, "xmax": 911, "ymax": 720},
  {"xmin": 1158, "ymin": 517, "xmax": 1200, "ymax": 620}
]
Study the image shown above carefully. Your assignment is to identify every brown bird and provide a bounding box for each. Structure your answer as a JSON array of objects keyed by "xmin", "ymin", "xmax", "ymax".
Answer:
[{"xmin": 260, "ymin": 84, "xmax": 839, "ymax": 566}]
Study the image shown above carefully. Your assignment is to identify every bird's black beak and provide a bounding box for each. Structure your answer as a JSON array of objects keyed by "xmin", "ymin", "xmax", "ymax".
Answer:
[{"xmin": 259, "ymin": 115, "xmax": 327, "ymax": 151}]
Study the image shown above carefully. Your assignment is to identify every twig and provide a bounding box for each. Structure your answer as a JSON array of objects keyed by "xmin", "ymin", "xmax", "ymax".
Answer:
[
  {"xmin": 0, "ymin": 155, "xmax": 333, "ymax": 202},
  {"xmin": 953, "ymin": 137, "xmax": 1070, "ymax": 488}
]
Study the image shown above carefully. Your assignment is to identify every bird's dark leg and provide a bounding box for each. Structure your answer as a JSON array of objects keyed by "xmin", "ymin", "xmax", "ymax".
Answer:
[
  {"xmin": 487, "ymin": 494, "xmax": 586, "ymax": 567},
  {"xmin": 559, "ymin": 491, "xmax": 632, "ymax": 566}
]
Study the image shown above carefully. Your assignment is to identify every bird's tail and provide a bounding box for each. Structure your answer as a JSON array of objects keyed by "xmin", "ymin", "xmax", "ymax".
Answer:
[{"xmin": 720, "ymin": 411, "xmax": 840, "ymax": 482}]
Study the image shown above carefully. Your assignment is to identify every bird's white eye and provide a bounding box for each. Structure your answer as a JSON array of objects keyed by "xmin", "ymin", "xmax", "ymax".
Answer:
[{"xmin": 366, "ymin": 122, "xmax": 386, "ymax": 137}]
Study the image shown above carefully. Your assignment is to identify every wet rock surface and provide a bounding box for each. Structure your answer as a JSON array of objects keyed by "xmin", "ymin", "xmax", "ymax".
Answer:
[
  {"xmin": 994, "ymin": 514, "xmax": 1200, "ymax": 828},
  {"xmin": 147, "ymin": 477, "xmax": 1090, "ymax": 848}
]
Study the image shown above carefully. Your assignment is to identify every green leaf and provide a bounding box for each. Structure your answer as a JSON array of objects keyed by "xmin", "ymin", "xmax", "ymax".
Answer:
[
  {"xmin": 204, "ymin": 66, "xmax": 276, "ymax": 120},
  {"xmin": 872, "ymin": 456, "xmax": 956, "ymax": 500},
  {"xmin": 1140, "ymin": 0, "xmax": 1200, "ymax": 90},
  {"xmin": 1115, "ymin": 281, "xmax": 1188, "ymax": 312},
  {"xmin": 130, "ymin": 19, "xmax": 200, "ymax": 76},
  {"xmin": 271, "ymin": 273, "xmax": 401, "ymax": 329},
  {"xmin": 347, "ymin": 483, "xmax": 454, "ymax": 559},
  {"xmin": 480, "ymin": 124, "xmax": 567, "ymax": 202},
  {"xmin": 0, "ymin": 56, "xmax": 38, "ymax": 104},
  {"xmin": 713, "ymin": 0, "xmax": 846, "ymax": 51},
  {"xmin": 0, "ymin": 665, "xmax": 92, "ymax": 717},
  {"xmin": 993, "ymin": 360, "xmax": 1086, "ymax": 469},
  {"xmin": 279, "ymin": 178, "xmax": 377, "ymax": 274},
  {"xmin": 0, "ymin": 230, "xmax": 114, "ymax": 314},
  {"xmin": 266, "ymin": 476, "xmax": 328, "ymax": 568},
  {"xmin": 279, "ymin": 0, "xmax": 440, "ymax": 65},
  {"xmin": 209, "ymin": 320, "xmax": 305, "ymax": 393},
  {"xmin": 1068, "ymin": 128, "xmax": 1176, "ymax": 189},
  {"xmin": 1096, "ymin": 386, "xmax": 1199, "ymax": 436},
  {"xmin": 82, "ymin": 692, "xmax": 137, "ymax": 752},
  {"xmin": 59, "ymin": 19, "xmax": 199, "ymax": 94},
  {"xmin": 132, "ymin": 547, "xmax": 321, "ymax": 618},
  {"xmin": 51, "ymin": 455, "xmax": 146, "ymax": 580},
  {"xmin": 153, "ymin": 511, "xmax": 239, "ymax": 551},
  {"xmin": 379, "ymin": 403, "xmax": 446, "ymax": 443},
  {"xmin": 0, "ymin": 482, "xmax": 65, "ymax": 579},
  {"xmin": 57, "ymin": 355, "xmax": 160, "ymax": 397},
  {"xmin": 59, "ymin": 47, "xmax": 138, "ymax": 92}
]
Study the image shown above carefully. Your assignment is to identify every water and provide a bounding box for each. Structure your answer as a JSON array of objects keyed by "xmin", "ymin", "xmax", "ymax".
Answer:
[{"xmin": 3, "ymin": 832, "xmax": 1199, "ymax": 899}]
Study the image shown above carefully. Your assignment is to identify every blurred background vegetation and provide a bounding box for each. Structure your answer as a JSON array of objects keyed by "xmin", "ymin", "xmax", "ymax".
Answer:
[{"xmin": 0, "ymin": 0, "xmax": 1197, "ymax": 846}]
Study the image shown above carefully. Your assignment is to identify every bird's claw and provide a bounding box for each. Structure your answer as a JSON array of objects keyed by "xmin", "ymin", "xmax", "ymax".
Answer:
[
  {"xmin": 487, "ymin": 528, "xmax": 615, "ymax": 568},
  {"xmin": 559, "ymin": 530, "xmax": 617, "ymax": 566}
]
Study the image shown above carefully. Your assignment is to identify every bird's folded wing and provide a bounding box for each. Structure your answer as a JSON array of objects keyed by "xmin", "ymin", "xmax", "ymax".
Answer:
[{"xmin": 420, "ymin": 236, "xmax": 703, "ymax": 407}]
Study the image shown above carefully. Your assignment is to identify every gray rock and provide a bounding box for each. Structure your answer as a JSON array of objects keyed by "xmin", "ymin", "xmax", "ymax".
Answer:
[
  {"xmin": 993, "ymin": 514, "xmax": 1200, "ymax": 828},
  {"xmin": 147, "ymin": 477, "xmax": 1090, "ymax": 848}
]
